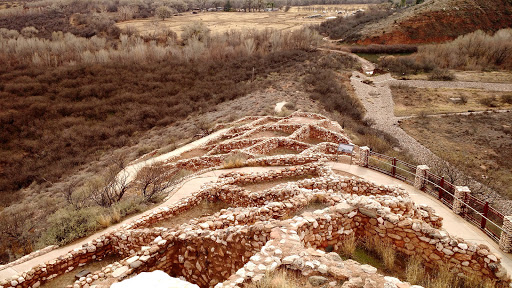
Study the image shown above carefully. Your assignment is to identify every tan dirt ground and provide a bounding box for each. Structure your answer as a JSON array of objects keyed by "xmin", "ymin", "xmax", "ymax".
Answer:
[
  {"xmin": 402, "ymin": 71, "xmax": 512, "ymax": 84},
  {"xmin": 115, "ymin": 5, "xmax": 369, "ymax": 37},
  {"xmin": 400, "ymin": 112, "xmax": 512, "ymax": 199},
  {"xmin": 391, "ymin": 86, "xmax": 512, "ymax": 117}
]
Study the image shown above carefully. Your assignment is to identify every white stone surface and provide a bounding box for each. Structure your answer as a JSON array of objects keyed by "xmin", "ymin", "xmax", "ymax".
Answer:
[{"xmin": 111, "ymin": 270, "xmax": 200, "ymax": 288}]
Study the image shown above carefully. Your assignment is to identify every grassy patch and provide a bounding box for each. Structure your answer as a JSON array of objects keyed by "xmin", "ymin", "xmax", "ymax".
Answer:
[
  {"xmin": 391, "ymin": 86, "xmax": 512, "ymax": 117},
  {"xmin": 400, "ymin": 112, "xmax": 512, "ymax": 198}
]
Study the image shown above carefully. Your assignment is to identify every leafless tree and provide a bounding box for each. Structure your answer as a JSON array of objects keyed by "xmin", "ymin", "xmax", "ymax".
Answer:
[
  {"xmin": 60, "ymin": 180, "xmax": 91, "ymax": 210},
  {"xmin": 90, "ymin": 169, "xmax": 130, "ymax": 207},
  {"xmin": 118, "ymin": 5, "xmax": 137, "ymax": 21},
  {"xmin": 135, "ymin": 164, "xmax": 171, "ymax": 202}
]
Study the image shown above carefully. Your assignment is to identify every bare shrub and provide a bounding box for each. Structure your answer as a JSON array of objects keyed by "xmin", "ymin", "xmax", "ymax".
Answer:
[
  {"xmin": 428, "ymin": 68, "xmax": 455, "ymax": 81},
  {"xmin": 88, "ymin": 169, "xmax": 130, "ymax": 207},
  {"xmin": 135, "ymin": 164, "xmax": 171, "ymax": 202},
  {"xmin": 479, "ymin": 96, "xmax": 498, "ymax": 107},
  {"xmin": 316, "ymin": 8, "xmax": 393, "ymax": 41},
  {"xmin": 350, "ymin": 44, "xmax": 418, "ymax": 54},
  {"xmin": 378, "ymin": 55, "xmax": 436, "ymax": 75},
  {"xmin": 181, "ymin": 21, "xmax": 210, "ymax": 44},
  {"xmin": 155, "ymin": 6, "xmax": 174, "ymax": 20},
  {"xmin": 418, "ymin": 29, "xmax": 512, "ymax": 70},
  {"xmin": 501, "ymin": 94, "xmax": 512, "ymax": 104},
  {"xmin": 118, "ymin": 5, "xmax": 137, "ymax": 21}
]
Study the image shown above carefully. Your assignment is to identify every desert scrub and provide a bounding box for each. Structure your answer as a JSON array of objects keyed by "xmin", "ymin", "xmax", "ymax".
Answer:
[
  {"xmin": 502, "ymin": 94, "xmax": 512, "ymax": 104},
  {"xmin": 405, "ymin": 256, "xmax": 425, "ymax": 285},
  {"xmin": 40, "ymin": 198, "xmax": 148, "ymax": 246},
  {"xmin": 248, "ymin": 270, "xmax": 304, "ymax": 288},
  {"xmin": 428, "ymin": 68, "xmax": 455, "ymax": 81},
  {"xmin": 339, "ymin": 234, "xmax": 356, "ymax": 257},
  {"xmin": 479, "ymin": 96, "xmax": 498, "ymax": 107},
  {"xmin": 40, "ymin": 206, "xmax": 102, "ymax": 246}
]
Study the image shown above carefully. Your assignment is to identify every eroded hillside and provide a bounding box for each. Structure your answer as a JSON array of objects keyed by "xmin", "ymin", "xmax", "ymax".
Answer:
[{"xmin": 357, "ymin": 0, "xmax": 512, "ymax": 44}]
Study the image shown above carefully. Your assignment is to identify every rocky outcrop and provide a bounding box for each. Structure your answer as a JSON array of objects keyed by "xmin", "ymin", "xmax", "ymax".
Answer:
[{"xmin": 357, "ymin": 0, "xmax": 512, "ymax": 44}]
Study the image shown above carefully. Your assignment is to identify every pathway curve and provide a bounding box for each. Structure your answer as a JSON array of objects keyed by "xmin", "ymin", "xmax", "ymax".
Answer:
[
  {"xmin": 317, "ymin": 48, "xmax": 375, "ymax": 74},
  {"xmin": 4, "ymin": 162, "xmax": 511, "ymax": 280},
  {"xmin": 0, "ymin": 166, "xmax": 283, "ymax": 280},
  {"xmin": 350, "ymin": 71, "xmax": 437, "ymax": 164},
  {"xmin": 350, "ymin": 70, "xmax": 512, "ymax": 214},
  {"xmin": 121, "ymin": 128, "xmax": 228, "ymax": 183},
  {"xmin": 329, "ymin": 162, "xmax": 512, "ymax": 275},
  {"xmin": 395, "ymin": 79, "xmax": 512, "ymax": 91}
]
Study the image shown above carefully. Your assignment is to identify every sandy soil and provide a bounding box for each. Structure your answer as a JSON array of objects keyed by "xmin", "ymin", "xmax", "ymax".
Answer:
[
  {"xmin": 391, "ymin": 86, "xmax": 512, "ymax": 117},
  {"xmin": 116, "ymin": 5, "xmax": 368, "ymax": 36},
  {"xmin": 403, "ymin": 71, "xmax": 512, "ymax": 84},
  {"xmin": 401, "ymin": 112, "xmax": 512, "ymax": 199}
]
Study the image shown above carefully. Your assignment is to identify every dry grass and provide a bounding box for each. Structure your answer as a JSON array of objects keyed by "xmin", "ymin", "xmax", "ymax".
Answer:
[
  {"xmin": 405, "ymin": 256, "xmax": 425, "ymax": 285},
  {"xmin": 222, "ymin": 153, "xmax": 248, "ymax": 169},
  {"xmin": 400, "ymin": 112, "xmax": 512, "ymax": 198},
  {"xmin": 117, "ymin": 10, "xmax": 328, "ymax": 38},
  {"xmin": 391, "ymin": 86, "xmax": 512, "ymax": 116},
  {"xmin": 340, "ymin": 234, "xmax": 357, "ymax": 257},
  {"xmin": 397, "ymin": 71, "xmax": 512, "ymax": 83},
  {"xmin": 248, "ymin": 269, "xmax": 306, "ymax": 288}
]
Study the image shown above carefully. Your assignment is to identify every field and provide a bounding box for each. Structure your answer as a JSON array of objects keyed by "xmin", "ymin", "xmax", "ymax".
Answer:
[
  {"xmin": 400, "ymin": 71, "xmax": 512, "ymax": 83},
  {"xmin": 391, "ymin": 86, "xmax": 512, "ymax": 117},
  {"xmin": 400, "ymin": 112, "xmax": 512, "ymax": 198},
  {"xmin": 116, "ymin": 5, "xmax": 369, "ymax": 37}
]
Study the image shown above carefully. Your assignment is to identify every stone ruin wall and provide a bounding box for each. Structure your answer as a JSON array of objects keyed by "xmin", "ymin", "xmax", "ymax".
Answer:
[
  {"xmin": 1, "ymin": 112, "xmax": 509, "ymax": 288},
  {"xmin": 76, "ymin": 165, "xmax": 509, "ymax": 287}
]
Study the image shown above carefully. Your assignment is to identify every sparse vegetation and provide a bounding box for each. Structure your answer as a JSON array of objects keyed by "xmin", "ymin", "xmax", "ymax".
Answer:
[
  {"xmin": 401, "ymin": 113, "xmax": 512, "ymax": 199},
  {"xmin": 380, "ymin": 29, "xmax": 512, "ymax": 74},
  {"xmin": 405, "ymin": 256, "xmax": 425, "ymax": 284},
  {"xmin": 315, "ymin": 7, "xmax": 393, "ymax": 41},
  {"xmin": 247, "ymin": 270, "xmax": 305, "ymax": 288},
  {"xmin": 339, "ymin": 234, "xmax": 356, "ymax": 257},
  {"xmin": 428, "ymin": 68, "xmax": 455, "ymax": 81},
  {"xmin": 390, "ymin": 86, "xmax": 512, "ymax": 116}
]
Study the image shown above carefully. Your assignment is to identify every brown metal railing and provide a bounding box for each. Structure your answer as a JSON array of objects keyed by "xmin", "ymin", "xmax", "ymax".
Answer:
[{"xmin": 367, "ymin": 151, "xmax": 505, "ymax": 243}]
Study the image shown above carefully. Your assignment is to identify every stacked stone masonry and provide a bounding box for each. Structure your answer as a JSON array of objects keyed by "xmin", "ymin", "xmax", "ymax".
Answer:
[{"xmin": 0, "ymin": 112, "xmax": 509, "ymax": 288}]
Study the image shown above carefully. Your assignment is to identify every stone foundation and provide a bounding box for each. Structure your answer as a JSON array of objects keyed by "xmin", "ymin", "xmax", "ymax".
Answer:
[{"xmin": 1, "ymin": 112, "xmax": 508, "ymax": 288}]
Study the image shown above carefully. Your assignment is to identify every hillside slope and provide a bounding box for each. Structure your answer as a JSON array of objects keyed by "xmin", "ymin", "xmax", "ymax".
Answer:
[{"xmin": 357, "ymin": 0, "xmax": 512, "ymax": 44}]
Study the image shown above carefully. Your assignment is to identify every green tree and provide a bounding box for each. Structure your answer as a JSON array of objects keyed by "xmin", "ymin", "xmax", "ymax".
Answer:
[{"xmin": 224, "ymin": 0, "xmax": 232, "ymax": 11}]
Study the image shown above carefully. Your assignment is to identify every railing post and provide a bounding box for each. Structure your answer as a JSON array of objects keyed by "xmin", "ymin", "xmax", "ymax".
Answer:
[
  {"xmin": 414, "ymin": 165, "xmax": 429, "ymax": 190},
  {"xmin": 438, "ymin": 177, "xmax": 444, "ymax": 200},
  {"xmin": 359, "ymin": 146, "xmax": 370, "ymax": 168},
  {"xmin": 453, "ymin": 186, "xmax": 470, "ymax": 215},
  {"xmin": 481, "ymin": 202, "xmax": 489, "ymax": 229},
  {"xmin": 392, "ymin": 157, "xmax": 397, "ymax": 177},
  {"xmin": 499, "ymin": 216, "xmax": 512, "ymax": 252}
]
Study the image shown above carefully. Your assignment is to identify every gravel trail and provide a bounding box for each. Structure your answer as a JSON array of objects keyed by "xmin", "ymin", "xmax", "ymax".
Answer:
[
  {"xmin": 395, "ymin": 79, "xmax": 512, "ymax": 91},
  {"xmin": 350, "ymin": 71, "xmax": 512, "ymax": 214}
]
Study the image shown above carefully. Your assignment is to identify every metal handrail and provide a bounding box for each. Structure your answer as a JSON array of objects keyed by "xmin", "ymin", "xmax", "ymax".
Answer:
[{"xmin": 367, "ymin": 154, "xmax": 506, "ymax": 235}]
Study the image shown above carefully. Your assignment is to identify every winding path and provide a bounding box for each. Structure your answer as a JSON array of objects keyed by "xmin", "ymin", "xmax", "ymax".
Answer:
[
  {"xmin": 349, "ymin": 69, "xmax": 512, "ymax": 214},
  {"xmin": 3, "ymin": 163, "xmax": 512, "ymax": 281}
]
